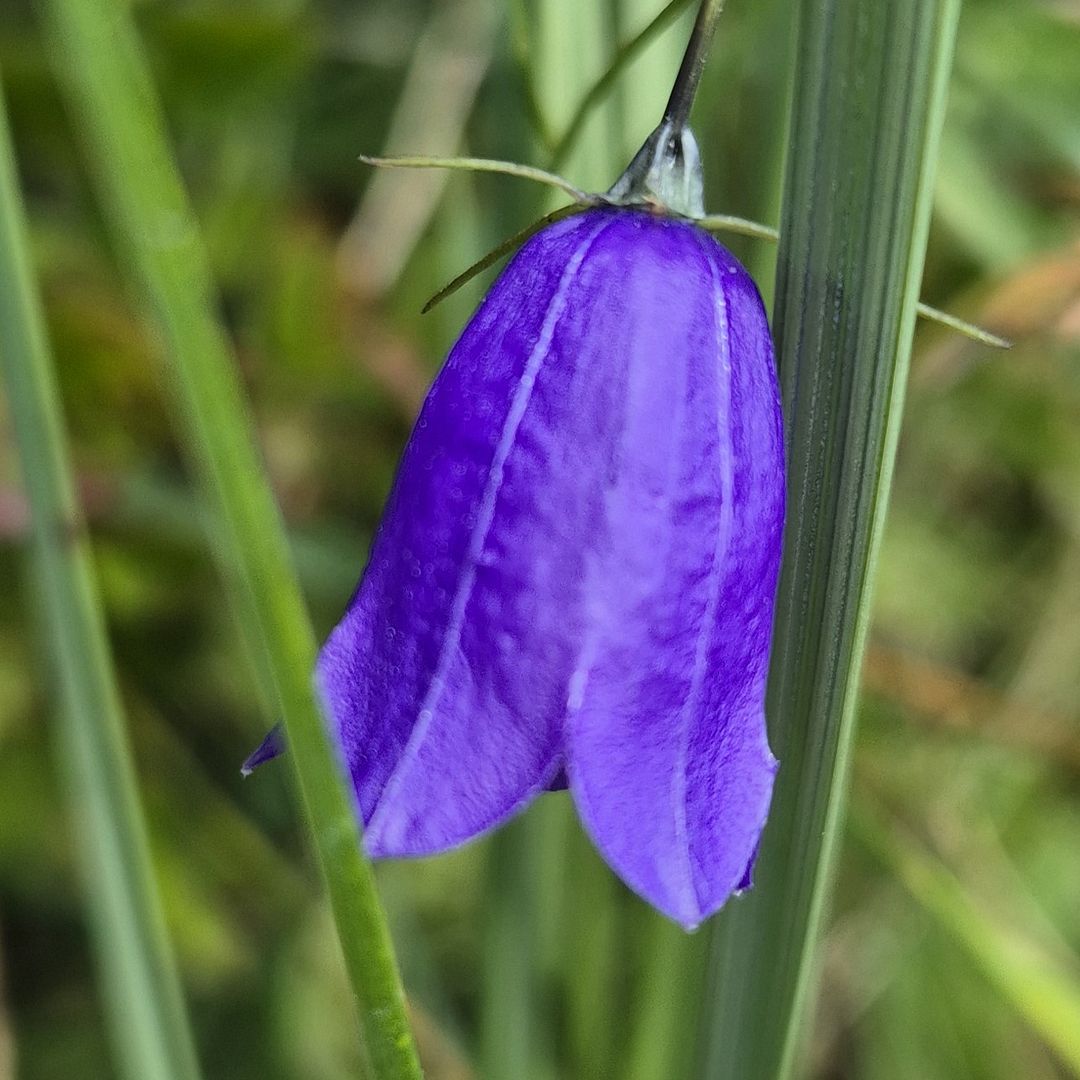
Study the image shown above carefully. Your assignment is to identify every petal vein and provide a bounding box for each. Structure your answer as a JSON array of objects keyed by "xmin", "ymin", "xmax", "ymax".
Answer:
[{"xmin": 366, "ymin": 216, "xmax": 615, "ymax": 843}]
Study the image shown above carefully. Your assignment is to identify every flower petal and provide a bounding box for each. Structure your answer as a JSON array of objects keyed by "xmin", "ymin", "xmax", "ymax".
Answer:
[
  {"xmin": 565, "ymin": 221, "xmax": 783, "ymax": 929},
  {"xmin": 317, "ymin": 211, "xmax": 625, "ymax": 855}
]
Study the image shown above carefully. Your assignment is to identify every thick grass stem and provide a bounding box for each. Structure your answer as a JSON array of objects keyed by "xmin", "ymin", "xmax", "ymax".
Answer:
[{"xmin": 699, "ymin": 1, "xmax": 962, "ymax": 1077}]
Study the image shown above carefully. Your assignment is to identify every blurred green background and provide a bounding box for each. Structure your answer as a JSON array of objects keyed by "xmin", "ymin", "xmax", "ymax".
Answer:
[{"xmin": 1, "ymin": 0, "xmax": 1079, "ymax": 1077}]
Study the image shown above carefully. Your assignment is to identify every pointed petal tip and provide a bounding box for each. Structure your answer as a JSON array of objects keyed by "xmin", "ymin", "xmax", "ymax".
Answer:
[
  {"xmin": 568, "ymin": 739, "xmax": 777, "ymax": 932},
  {"xmin": 241, "ymin": 724, "xmax": 285, "ymax": 777},
  {"xmin": 670, "ymin": 855, "xmax": 761, "ymax": 931},
  {"xmin": 662, "ymin": 888, "xmax": 726, "ymax": 933},
  {"xmin": 734, "ymin": 836, "xmax": 764, "ymax": 894},
  {"xmin": 666, "ymin": 836, "xmax": 765, "ymax": 931}
]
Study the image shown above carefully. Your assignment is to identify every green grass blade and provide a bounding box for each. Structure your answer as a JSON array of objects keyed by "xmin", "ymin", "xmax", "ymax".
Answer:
[
  {"xmin": 510, "ymin": 0, "xmax": 557, "ymax": 152},
  {"xmin": 624, "ymin": 917, "xmax": 706, "ymax": 1080},
  {"xmin": 36, "ymin": 3, "xmax": 421, "ymax": 1077},
  {"xmin": 562, "ymin": 824, "xmax": 620, "ymax": 1080},
  {"xmin": 480, "ymin": 823, "xmax": 549, "ymax": 1080},
  {"xmin": 422, "ymin": 204, "xmax": 590, "ymax": 314},
  {"xmin": 853, "ymin": 805, "xmax": 1080, "ymax": 1075},
  {"xmin": 0, "ymin": 77, "xmax": 202, "ymax": 1080},
  {"xmin": 533, "ymin": 0, "xmax": 619, "ymax": 192},
  {"xmin": 699, "ymin": 2, "xmax": 961, "ymax": 1077}
]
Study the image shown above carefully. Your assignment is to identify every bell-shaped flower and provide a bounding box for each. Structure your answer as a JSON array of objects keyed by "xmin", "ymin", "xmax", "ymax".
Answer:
[{"xmin": 316, "ymin": 193, "xmax": 784, "ymax": 928}]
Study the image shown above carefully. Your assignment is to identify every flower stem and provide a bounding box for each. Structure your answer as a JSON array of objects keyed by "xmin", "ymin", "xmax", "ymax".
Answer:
[{"xmin": 662, "ymin": 0, "xmax": 725, "ymax": 130}]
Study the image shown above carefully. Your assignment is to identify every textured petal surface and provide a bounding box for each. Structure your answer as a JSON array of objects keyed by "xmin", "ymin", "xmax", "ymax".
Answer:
[
  {"xmin": 562, "ymin": 216, "xmax": 783, "ymax": 928},
  {"xmin": 317, "ymin": 207, "xmax": 783, "ymax": 922},
  {"xmin": 317, "ymin": 209, "xmax": 632, "ymax": 855}
]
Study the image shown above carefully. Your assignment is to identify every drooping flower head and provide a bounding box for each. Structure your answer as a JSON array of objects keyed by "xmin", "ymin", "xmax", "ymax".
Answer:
[{"xmin": 315, "ymin": 121, "xmax": 785, "ymax": 928}]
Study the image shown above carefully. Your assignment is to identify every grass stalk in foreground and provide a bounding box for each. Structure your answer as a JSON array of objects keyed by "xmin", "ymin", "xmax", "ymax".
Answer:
[
  {"xmin": 699, "ymin": 1, "xmax": 961, "ymax": 1077},
  {"xmin": 0, "ymin": 78, "xmax": 202, "ymax": 1080},
  {"xmin": 37, "ymin": 2, "xmax": 421, "ymax": 1076}
]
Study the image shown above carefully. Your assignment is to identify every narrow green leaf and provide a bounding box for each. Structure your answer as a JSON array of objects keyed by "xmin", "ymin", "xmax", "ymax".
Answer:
[
  {"xmin": 696, "ymin": 213, "xmax": 780, "ymax": 241},
  {"xmin": 0, "ymin": 77, "xmax": 201, "ymax": 1080},
  {"xmin": 510, "ymin": 0, "xmax": 558, "ymax": 151},
  {"xmin": 913, "ymin": 302, "xmax": 1010, "ymax": 349},
  {"xmin": 480, "ymin": 823, "xmax": 549, "ymax": 1080},
  {"xmin": 532, "ymin": 0, "xmax": 620, "ymax": 193},
  {"xmin": 853, "ymin": 804, "xmax": 1080, "ymax": 1076},
  {"xmin": 422, "ymin": 203, "xmax": 590, "ymax": 314},
  {"xmin": 36, "ymin": 3, "xmax": 421, "ymax": 1077},
  {"xmin": 562, "ymin": 825, "xmax": 621, "ymax": 1080},
  {"xmin": 623, "ymin": 916, "xmax": 707, "ymax": 1080},
  {"xmin": 699, "ymin": 2, "xmax": 962, "ymax": 1078},
  {"xmin": 359, "ymin": 154, "xmax": 590, "ymax": 204}
]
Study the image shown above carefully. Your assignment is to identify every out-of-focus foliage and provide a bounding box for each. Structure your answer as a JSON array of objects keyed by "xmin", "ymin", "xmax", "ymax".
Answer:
[{"xmin": 0, "ymin": 0, "xmax": 1077, "ymax": 1077}]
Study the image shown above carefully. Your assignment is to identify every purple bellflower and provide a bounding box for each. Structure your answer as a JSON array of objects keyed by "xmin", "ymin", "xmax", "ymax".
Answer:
[{"xmin": 315, "ymin": 123, "xmax": 785, "ymax": 929}]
